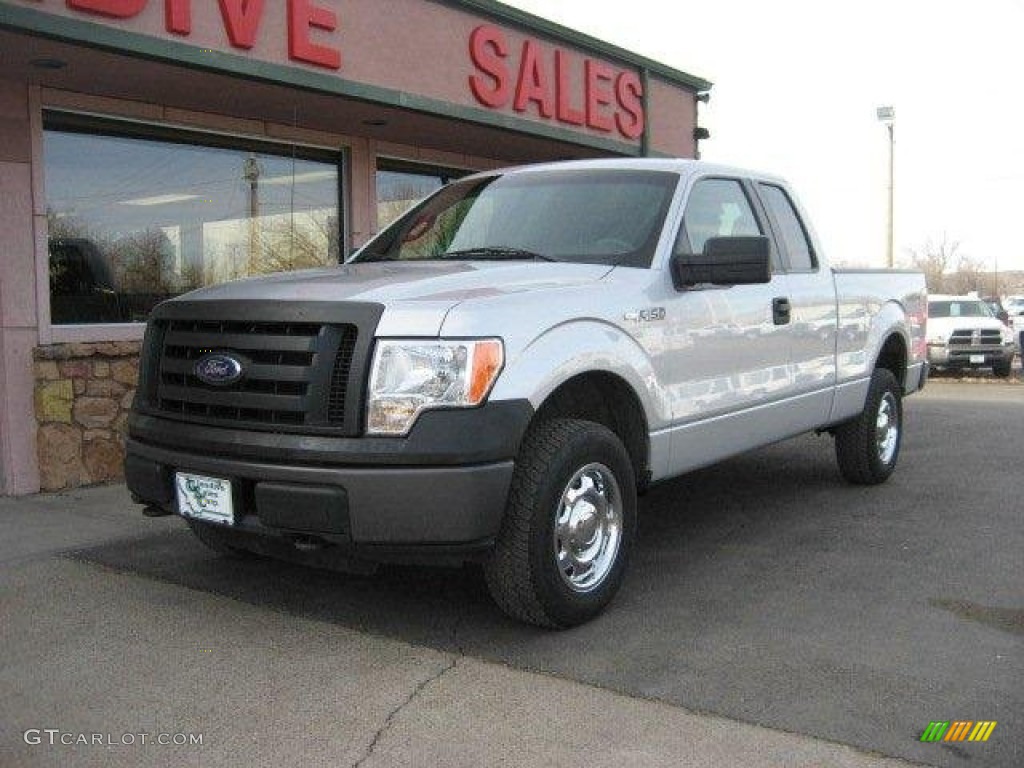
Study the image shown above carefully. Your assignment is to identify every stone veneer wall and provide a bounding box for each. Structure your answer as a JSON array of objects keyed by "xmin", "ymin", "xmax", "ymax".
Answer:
[{"xmin": 33, "ymin": 342, "xmax": 140, "ymax": 491}]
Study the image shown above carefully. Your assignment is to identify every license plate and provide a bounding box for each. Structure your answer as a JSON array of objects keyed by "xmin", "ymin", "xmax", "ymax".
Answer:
[
  {"xmin": 970, "ymin": 354, "xmax": 985, "ymax": 364},
  {"xmin": 175, "ymin": 472, "xmax": 234, "ymax": 525}
]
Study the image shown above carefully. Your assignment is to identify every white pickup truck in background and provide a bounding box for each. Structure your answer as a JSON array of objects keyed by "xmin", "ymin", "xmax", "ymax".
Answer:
[
  {"xmin": 926, "ymin": 294, "xmax": 1017, "ymax": 377},
  {"xmin": 1006, "ymin": 296, "xmax": 1024, "ymax": 351},
  {"xmin": 127, "ymin": 159, "xmax": 928, "ymax": 627}
]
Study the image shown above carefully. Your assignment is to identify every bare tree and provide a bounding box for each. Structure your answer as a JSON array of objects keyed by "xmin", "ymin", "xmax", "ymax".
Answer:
[
  {"xmin": 905, "ymin": 235, "xmax": 960, "ymax": 293},
  {"xmin": 377, "ymin": 183, "xmax": 429, "ymax": 230},
  {"xmin": 109, "ymin": 228, "xmax": 177, "ymax": 293},
  {"xmin": 946, "ymin": 254, "xmax": 987, "ymax": 295},
  {"xmin": 253, "ymin": 211, "xmax": 336, "ymax": 275}
]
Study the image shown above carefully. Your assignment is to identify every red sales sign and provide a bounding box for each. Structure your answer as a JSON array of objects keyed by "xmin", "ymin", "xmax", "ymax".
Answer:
[
  {"xmin": 45, "ymin": 3, "xmax": 645, "ymax": 140},
  {"xmin": 468, "ymin": 25, "xmax": 645, "ymax": 141}
]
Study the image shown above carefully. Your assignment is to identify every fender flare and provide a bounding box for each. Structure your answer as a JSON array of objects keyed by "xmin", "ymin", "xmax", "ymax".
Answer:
[
  {"xmin": 489, "ymin": 319, "xmax": 672, "ymax": 431},
  {"xmin": 867, "ymin": 300, "xmax": 911, "ymax": 378}
]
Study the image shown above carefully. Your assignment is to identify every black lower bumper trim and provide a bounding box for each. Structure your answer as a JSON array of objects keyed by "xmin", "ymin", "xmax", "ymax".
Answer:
[
  {"xmin": 255, "ymin": 483, "xmax": 350, "ymax": 536},
  {"xmin": 126, "ymin": 439, "xmax": 514, "ymax": 550}
]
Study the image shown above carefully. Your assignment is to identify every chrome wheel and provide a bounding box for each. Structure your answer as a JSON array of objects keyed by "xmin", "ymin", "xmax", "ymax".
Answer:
[
  {"xmin": 835, "ymin": 368, "xmax": 902, "ymax": 486},
  {"xmin": 485, "ymin": 419, "xmax": 637, "ymax": 627},
  {"xmin": 875, "ymin": 392, "xmax": 899, "ymax": 465},
  {"xmin": 553, "ymin": 463, "xmax": 622, "ymax": 593}
]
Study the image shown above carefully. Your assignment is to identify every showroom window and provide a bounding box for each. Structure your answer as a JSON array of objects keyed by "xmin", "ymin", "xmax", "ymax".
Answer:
[
  {"xmin": 376, "ymin": 160, "xmax": 467, "ymax": 230},
  {"xmin": 43, "ymin": 114, "xmax": 342, "ymax": 325}
]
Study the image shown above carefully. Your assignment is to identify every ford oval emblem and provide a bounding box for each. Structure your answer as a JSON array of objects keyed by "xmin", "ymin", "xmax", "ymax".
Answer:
[{"xmin": 194, "ymin": 353, "xmax": 244, "ymax": 387}]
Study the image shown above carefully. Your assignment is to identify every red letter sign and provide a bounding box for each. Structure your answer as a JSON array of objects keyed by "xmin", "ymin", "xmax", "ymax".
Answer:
[
  {"xmin": 217, "ymin": 0, "xmax": 265, "ymax": 49},
  {"xmin": 165, "ymin": 0, "xmax": 191, "ymax": 35},
  {"xmin": 467, "ymin": 27, "xmax": 645, "ymax": 143},
  {"xmin": 67, "ymin": 0, "xmax": 146, "ymax": 17},
  {"xmin": 615, "ymin": 71, "xmax": 644, "ymax": 140},
  {"xmin": 288, "ymin": 0, "xmax": 341, "ymax": 69},
  {"xmin": 513, "ymin": 40, "xmax": 553, "ymax": 118},
  {"xmin": 585, "ymin": 59, "xmax": 614, "ymax": 133},
  {"xmin": 469, "ymin": 25, "xmax": 510, "ymax": 109},
  {"xmin": 555, "ymin": 49, "xmax": 585, "ymax": 126}
]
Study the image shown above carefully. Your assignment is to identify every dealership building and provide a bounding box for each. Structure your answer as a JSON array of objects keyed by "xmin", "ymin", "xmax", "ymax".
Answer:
[{"xmin": 0, "ymin": 0, "xmax": 709, "ymax": 495}]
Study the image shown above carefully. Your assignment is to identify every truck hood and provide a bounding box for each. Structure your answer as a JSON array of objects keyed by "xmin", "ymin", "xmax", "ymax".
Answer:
[{"xmin": 169, "ymin": 261, "xmax": 613, "ymax": 335}]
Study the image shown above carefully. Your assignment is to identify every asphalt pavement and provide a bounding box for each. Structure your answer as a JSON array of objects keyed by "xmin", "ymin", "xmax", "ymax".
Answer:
[{"xmin": 1, "ymin": 379, "xmax": 1020, "ymax": 767}]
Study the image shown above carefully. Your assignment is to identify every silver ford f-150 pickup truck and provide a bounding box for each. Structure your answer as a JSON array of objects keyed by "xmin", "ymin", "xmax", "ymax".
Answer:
[{"xmin": 127, "ymin": 158, "xmax": 928, "ymax": 627}]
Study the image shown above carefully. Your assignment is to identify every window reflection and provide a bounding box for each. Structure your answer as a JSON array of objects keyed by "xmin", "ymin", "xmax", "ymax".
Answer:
[
  {"xmin": 44, "ymin": 125, "xmax": 340, "ymax": 324},
  {"xmin": 376, "ymin": 165, "xmax": 465, "ymax": 230}
]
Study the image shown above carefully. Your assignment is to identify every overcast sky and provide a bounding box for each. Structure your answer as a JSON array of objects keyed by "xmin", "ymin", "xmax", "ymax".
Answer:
[{"xmin": 505, "ymin": 0, "xmax": 1024, "ymax": 275}]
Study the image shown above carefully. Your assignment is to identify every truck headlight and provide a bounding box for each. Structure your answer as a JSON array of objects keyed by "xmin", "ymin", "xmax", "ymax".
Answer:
[{"xmin": 366, "ymin": 339, "xmax": 504, "ymax": 435}]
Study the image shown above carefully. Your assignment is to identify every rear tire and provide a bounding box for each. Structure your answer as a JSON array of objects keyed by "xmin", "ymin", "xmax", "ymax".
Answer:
[
  {"xmin": 484, "ymin": 418, "xmax": 637, "ymax": 628},
  {"xmin": 835, "ymin": 368, "xmax": 902, "ymax": 485}
]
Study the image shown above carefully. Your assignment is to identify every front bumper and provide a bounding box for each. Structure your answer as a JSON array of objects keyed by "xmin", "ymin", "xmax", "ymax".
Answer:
[
  {"xmin": 126, "ymin": 400, "xmax": 532, "ymax": 554},
  {"xmin": 927, "ymin": 344, "xmax": 1015, "ymax": 367}
]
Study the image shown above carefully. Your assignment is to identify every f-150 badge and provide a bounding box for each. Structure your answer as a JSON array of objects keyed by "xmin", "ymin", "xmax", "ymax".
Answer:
[{"xmin": 624, "ymin": 307, "xmax": 666, "ymax": 323}]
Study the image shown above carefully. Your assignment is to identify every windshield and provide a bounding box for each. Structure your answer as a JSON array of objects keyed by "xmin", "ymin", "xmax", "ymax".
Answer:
[
  {"xmin": 928, "ymin": 300, "xmax": 993, "ymax": 319},
  {"xmin": 352, "ymin": 169, "xmax": 679, "ymax": 268}
]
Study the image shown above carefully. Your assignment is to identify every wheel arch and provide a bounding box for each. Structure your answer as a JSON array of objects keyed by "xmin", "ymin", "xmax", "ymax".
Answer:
[
  {"xmin": 530, "ymin": 371, "xmax": 651, "ymax": 491},
  {"xmin": 874, "ymin": 331, "xmax": 908, "ymax": 389}
]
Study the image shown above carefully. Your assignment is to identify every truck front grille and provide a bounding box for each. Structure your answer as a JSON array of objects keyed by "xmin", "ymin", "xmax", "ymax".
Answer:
[
  {"xmin": 949, "ymin": 329, "xmax": 1001, "ymax": 346},
  {"xmin": 327, "ymin": 327, "xmax": 357, "ymax": 424},
  {"xmin": 139, "ymin": 301, "xmax": 383, "ymax": 436}
]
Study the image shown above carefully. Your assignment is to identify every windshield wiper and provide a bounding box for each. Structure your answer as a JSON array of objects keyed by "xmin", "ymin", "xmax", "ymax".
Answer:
[{"xmin": 439, "ymin": 247, "xmax": 558, "ymax": 262}]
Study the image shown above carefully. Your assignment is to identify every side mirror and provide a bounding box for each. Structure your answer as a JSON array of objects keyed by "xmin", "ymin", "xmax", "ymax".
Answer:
[{"xmin": 671, "ymin": 236, "xmax": 772, "ymax": 290}]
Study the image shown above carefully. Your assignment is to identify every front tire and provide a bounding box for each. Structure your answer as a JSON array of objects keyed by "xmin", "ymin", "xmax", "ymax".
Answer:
[
  {"xmin": 485, "ymin": 418, "xmax": 637, "ymax": 628},
  {"xmin": 992, "ymin": 359, "xmax": 1012, "ymax": 378},
  {"xmin": 834, "ymin": 368, "xmax": 903, "ymax": 485}
]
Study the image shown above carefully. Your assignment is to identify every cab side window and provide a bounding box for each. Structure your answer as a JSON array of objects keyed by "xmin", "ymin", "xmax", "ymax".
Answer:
[
  {"xmin": 759, "ymin": 184, "xmax": 816, "ymax": 271},
  {"xmin": 675, "ymin": 178, "xmax": 762, "ymax": 255}
]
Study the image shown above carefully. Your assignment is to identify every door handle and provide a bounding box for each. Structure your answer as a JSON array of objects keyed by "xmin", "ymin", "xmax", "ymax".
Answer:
[{"xmin": 772, "ymin": 297, "xmax": 791, "ymax": 326}]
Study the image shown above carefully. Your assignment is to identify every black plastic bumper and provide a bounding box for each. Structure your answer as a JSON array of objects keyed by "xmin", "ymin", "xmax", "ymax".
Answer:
[{"xmin": 126, "ymin": 400, "xmax": 532, "ymax": 552}]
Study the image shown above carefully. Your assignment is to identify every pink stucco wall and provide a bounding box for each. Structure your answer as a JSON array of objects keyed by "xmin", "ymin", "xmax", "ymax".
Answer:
[
  {"xmin": 647, "ymin": 76, "xmax": 698, "ymax": 158},
  {"xmin": 0, "ymin": 79, "xmax": 40, "ymax": 494}
]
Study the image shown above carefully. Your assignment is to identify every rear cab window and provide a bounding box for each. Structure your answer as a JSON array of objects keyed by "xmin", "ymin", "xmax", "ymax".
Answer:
[{"xmin": 757, "ymin": 184, "xmax": 817, "ymax": 272}]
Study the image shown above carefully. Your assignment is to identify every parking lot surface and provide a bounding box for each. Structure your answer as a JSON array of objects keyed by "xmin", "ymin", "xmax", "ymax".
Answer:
[{"xmin": 1, "ymin": 379, "xmax": 1020, "ymax": 767}]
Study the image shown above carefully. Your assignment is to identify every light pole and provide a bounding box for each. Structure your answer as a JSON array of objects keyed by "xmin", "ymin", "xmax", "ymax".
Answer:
[
  {"xmin": 877, "ymin": 106, "xmax": 895, "ymax": 268},
  {"xmin": 243, "ymin": 154, "xmax": 261, "ymax": 275}
]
